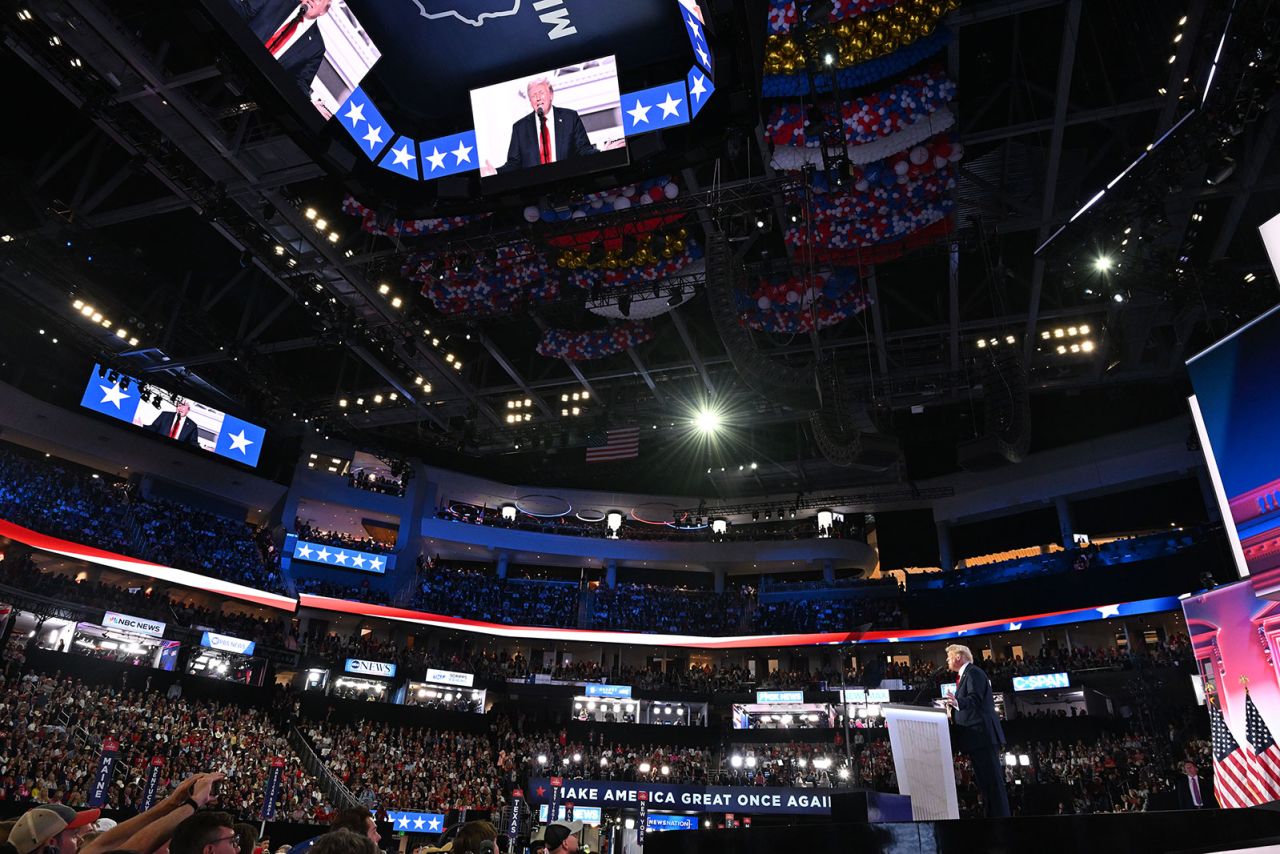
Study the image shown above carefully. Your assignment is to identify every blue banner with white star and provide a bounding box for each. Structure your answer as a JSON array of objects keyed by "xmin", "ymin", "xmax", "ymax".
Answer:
[
  {"xmin": 621, "ymin": 82, "xmax": 691, "ymax": 137},
  {"xmin": 680, "ymin": 6, "xmax": 713, "ymax": 78},
  {"xmin": 687, "ymin": 66, "xmax": 714, "ymax": 119},
  {"xmin": 287, "ymin": 535, "xmax": 393, "ymax": 574},
  {"xmin": 337, "ymin": 87, "xmax": 393, "ymax": 160},
  {"xmin": 378, "ymin": 137, "xmax": 420, "ymax": 180},
  {"xmin": 80, "ymin": 364, "xmax": 267, "ymax": 469},
  {"xmin": 386, "ymin": 811, "xmax": 446, "ymax": 833},
  {"xmin": 419, "ymin": 130, "xmax": 479, "ymax": 181}
]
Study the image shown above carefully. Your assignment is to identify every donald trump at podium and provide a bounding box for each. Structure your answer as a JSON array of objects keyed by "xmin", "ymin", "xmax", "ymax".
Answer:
[{"xmin": 943, "ymin": 643, "xmax": 1011, "ymax": 817}]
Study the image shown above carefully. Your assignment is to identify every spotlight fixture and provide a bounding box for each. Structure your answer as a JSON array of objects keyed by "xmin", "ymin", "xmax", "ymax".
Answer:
[
  {"xmin": 694, "ymin": 407, "xmax": 721, "ymax": 435},
  {"xmin": 1094, "ymin": 256, "xmax": 1113, "ymax": 273}
]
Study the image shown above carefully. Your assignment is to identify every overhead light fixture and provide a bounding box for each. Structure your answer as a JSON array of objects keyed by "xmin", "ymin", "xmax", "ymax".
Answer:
[
  {"xmin": 305, "ymin": 208, "xmax": 317, "ymax": 220},
  {"xmin": 339, "ymin": 399, "xmax": 348, "ymax": 407},
  {"xmin": 314, "ymin": 218, "xmax": 327, "ymax": 230},
  {"xmin": 391, "ymin": 297, "xmax": 402, "ymax": 308},
  {"xmin": 373, "ymin": 394, "xmax": 383, "ymax": 404},
  {"xmin": 694, "ymin": 407, "xmax": 721, "ymax": 435},
  {"xmin": 1094, "ymin": 256, "xmax": 1113, "ymax": 273}
]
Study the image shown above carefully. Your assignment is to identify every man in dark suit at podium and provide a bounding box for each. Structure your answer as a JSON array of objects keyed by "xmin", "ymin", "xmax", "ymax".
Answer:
[
  {"xmin": 146, "ymin": 399, "xmax": 201, "ymax": 449},
  {"xmin": 237, "ymin": 0, "xmax": 331, "ymax": 96},
  {"xmin": 1176, "ymin": 760, "xmax": 1216, "ymax": 809},
  {"xmin": 943, "ymin": 643, "xmax": 1011, "ymax": 817},
  {"xmin": 483, "ymin": 78, "xmax": 598, "ymax": 175}
]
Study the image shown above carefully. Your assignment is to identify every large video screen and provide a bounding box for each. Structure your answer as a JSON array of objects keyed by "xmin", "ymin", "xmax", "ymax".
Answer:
[
  {"xmin": 223, "ymin": 0, "xmax": 381, "ymax": 119},
  {"xmin": 80, "ymin": 364, "xmax": 266, "ymax": 467},
  {"xmin": 471, "ymin": 56, "xmax": 628, "ymax": 188},
  {"xmin": 1187, "ymin": 303, "xmax": 1280, "ymax": 576}
]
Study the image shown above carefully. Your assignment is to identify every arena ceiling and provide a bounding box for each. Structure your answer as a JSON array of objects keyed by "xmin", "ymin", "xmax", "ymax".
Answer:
[{"xmin": 0, "ymin": 0, "xmax": 1277, "ymax": 496}]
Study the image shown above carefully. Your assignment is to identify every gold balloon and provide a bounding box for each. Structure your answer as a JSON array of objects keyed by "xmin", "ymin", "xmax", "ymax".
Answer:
[
  {"xmin": 854, "ymin": 15, "xmax": 871, "ymax": 33},
  {"xmin": 887, "ymin": 21, "xmax": 904, "ymax": 37},
  {"xmin": 868, "ymin": 28, "xmax": 886, "ymax": 44},
  {"xmin": 855, "ymin": 46, "xmax": 876, "ymax": 63},
  {"xmin": 836, "ymin": 22, "xmax": 853, "ymax": 37},
  {"xmin": 662, "ymin": 247, "xmax": 674, "ymax": 259},
  {"xmin": 928, "ymin": 2, "xmax": 945, "ymax": 16},
  {"xmin": 781, "ymin": 60, "xmax": 796, "ymax": 74},
  {"xmin": 850, "ymin": 34, "xmax": 866, "ymax": 51},
  {"xmin": 678, "ymin": 227, "xmax": 689, "ymax": 239},
  {"xmin": 672, "ymin": 240, "xmax": 686, "ymax": 253},
  {"xmin": 881, "ymin": 35, "xmax": 898, "ymax": 52}
]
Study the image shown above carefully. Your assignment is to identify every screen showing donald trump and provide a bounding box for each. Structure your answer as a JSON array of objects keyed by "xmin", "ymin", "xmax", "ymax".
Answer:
[{"xmin": 471, "ymin": 56, "xmax": 627, "ymax": 186}]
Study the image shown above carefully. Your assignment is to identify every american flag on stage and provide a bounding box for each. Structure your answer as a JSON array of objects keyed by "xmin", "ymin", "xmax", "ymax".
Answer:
[
  {"xmin": 1245, "ymin": 691, "xmax": 1280, "ymax": 803},
  {"xmin": 586, "ymin": 427, "xmax": 640, "ymax": 463},
  {"xmin": 1212, "ymin": 699, "xmax": 1259, "ymax": 808}
]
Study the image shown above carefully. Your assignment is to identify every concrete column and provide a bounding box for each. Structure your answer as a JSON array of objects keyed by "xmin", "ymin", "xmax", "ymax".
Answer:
[
  {"xmin": 1056, "ymin": 495, "xmax": 1075, "ymax": 548},
  {"xmin": 497, "ymin": 553, "xmax": 510, "ymax": 579},
  {"xmin": 713, "ymin": 567, "xmax": 725, "ymax": 594},
  {"xmin": 822, "ymin": 559, "xmax": 835, "ymax": 583},
  {"xmin": 605, "ymin": 559, "xmax": 617, "ymax": 587},
  {"xmin": 936, "ymin": 520, "xmax": 954, "ymax": 570}
]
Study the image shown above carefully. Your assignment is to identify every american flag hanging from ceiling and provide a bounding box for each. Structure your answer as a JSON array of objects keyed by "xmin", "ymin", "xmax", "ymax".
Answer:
[{"xmin": 586, "ymin": 427, "xmax": 640, "ymax": 463}]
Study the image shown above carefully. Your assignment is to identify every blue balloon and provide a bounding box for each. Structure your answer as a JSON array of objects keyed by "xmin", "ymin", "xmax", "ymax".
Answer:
[{"xmin": 540, "ymin": 209, "xmax": 556, "ymax": 222}]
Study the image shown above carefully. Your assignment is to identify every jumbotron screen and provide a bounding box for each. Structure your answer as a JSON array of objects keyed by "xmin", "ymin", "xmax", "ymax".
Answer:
[
  {"xmin": 1187, "ymin": 302, "xmax": 1280, "ymax": 577},
  {"xmin": 79, "ymin": 364, "xmax": 267, "ymax": 467},
  {"xmin": 471, "ymin": 55, "xmax": 629, "ymax": 187}
]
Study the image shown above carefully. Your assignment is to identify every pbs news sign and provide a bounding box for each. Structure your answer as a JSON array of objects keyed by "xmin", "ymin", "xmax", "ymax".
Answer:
[{"xmin": 529, "ymin": 778, "xmax": 850, "ymax": 816}]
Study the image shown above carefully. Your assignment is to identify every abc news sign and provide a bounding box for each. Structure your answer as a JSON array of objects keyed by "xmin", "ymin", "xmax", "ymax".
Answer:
[{"xmin": 344, "ymin": 658, "xmax": 397, "ymax": 678}]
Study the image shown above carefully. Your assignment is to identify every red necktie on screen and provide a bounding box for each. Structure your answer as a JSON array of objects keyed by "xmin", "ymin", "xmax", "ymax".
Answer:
[
  {"xmin": 266, "ymin": 7, "xmax": 305, "ymax": 55},
  {"xmin": 539, "ymin": 115, "xmax": 551, "ymax": 165},
  {"xmin": 170, "ymin": 417, "xmax": 181, "ymax": 440}
]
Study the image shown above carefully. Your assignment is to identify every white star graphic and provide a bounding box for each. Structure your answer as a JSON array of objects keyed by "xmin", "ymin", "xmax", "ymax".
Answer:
[
  {"xmin": 227, "ymin": 429, "xmax": 254, "ymax": 454},
  {"xmin": 99, "ymin": 382, "xmax": 130, "ymax": 409},
  {"xmin": 413, "ymin": 817, "xmax": 425, "ymax": 829},
  {"xmin": 685, "ymin": 14, "xmax": 701, "ymax": 40},
  {"xmin": 333, "ymin": 552, "xmax": 349, "ymax": 565},
  {"xmin": 425, "ymin": 146, "xmax": 447, "ymax": 171},
  {"xmin": 363, "ymin": 124, "xmax": 384, "ymax": 151},
  {"xmin": 1096, "ymin": 604, "xmax": 1121, "ymax": 618},
  {"xmin": 343, "ymin": 100, "xmax": 366, "ymax": 128},
  {"xmin": 390, "ymin": 143, "xmax": 414, "ymax": 168},
  {"xmin": 689, "ymin": 73, "xmax": 708, "ymax": 103},
  {"xmin": 1008, "ymin": 622, "xmax": 1022, "ymax": 631},
  {"xmin": 369, "ymin": 557, "xmax": 384, "ymax": 572},
  {"xmin": 397, "ymin": 817, "xmax": 409, "ymax": 829},
  {"xmin": 351, "ymin": 554, "xmax": 366, "ymax": 568},
  {"xmin": 451, "ymin": 139, "xmax": 473, "ymax": 164},
  {"xmin": 657, "ymin": 92, "xmax": 682, "ymax": 119},
  {"xmin": 627, "ymin": 100, "xmax": 651, "ymax": 126},
  {"xmin": 695, "ymin": 44, "xmax": 711, "ymax": 68},
  {"xmin": 295, "ymin": 544, "xmax": 314, "ymax": 560},
  {"xmin": 427, "ymin": 818, "xmax": 441, "ymax": 831},
  {"xmin": 315, "ymin": 547, "xmax": 332, "ymax": 563}
]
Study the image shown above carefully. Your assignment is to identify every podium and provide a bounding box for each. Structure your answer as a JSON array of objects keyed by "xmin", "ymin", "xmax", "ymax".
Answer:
[{"xmin": 881, "ymin": 702, "xmax": 960, "ymax": 820}]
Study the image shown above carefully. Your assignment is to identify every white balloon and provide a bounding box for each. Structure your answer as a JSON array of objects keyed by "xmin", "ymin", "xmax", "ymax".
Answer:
[
  {"xmin": 786, "ymin": 290, "xmax": 800, "ymax": 303},
  {"xmin": 893, "ymin": 159, "xmax": 910, "ymax": 175},
  {"xmin": 523, "ymin": 205, "xmax": 541, "ymax": 223},
  {"xmin": 757, "ymin": 296, "xmax": 772, "ymax": 310},
  {"xmin": 663, "ymin": 182, "xmax": 679, "ymax": 199},
  {"xmin": 909, "ymin": 146, "xmax": 929, "ymax": 165},
  {"xmin": 571, "ymin": 210, "xmax": 587, "ymax": 219},
  {"xmin": 589, "ymin": 198, "xmax": 604, "ymax": 209},
  {"xmin": 621, "ymin": 185, "xmax": 636, "ymax": 197},
  {"xmin": 934, "ymin": 156, "xmax": 948, "ymax": 170},
  {"xmin": 948, "ymin": 143, "xmax": 964, "ymax": 161},
  {"xmin": 613, "ymin": 196, "xmax": 632, "ymax": 210}
]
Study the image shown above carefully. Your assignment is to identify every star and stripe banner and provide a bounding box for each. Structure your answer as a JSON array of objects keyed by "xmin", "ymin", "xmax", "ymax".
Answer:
[
  {"xmin": 586, "ymin": 427, "xmax": 641, "ymax": 463},
  {"xmin": 1212, "ymin": 701, "xmax": 1257, "ymax": 808},
  {"xmin": 1245, "ymin": 691, "xmax": 1280, "ymax": 803},
  {"xmin": 337, "ymin": 88, "xmax": 393, "ymax": 160}
]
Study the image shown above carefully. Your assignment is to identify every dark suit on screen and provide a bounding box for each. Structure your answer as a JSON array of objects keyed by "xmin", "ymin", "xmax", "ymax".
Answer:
[
  {"xmin": 1176, "ymin": 773, "xmax": 1217, "ymax": 809},
  {"xmin": 497, "ymin": 106, "xmax": 596, "ymax": 173},
  {"xmin": 147, "ymin": 412, "xmax": 201, "ymax": 449},
  {"xmin": 237, "ymin": 0, "xmax": 326, "ymax": 94},
  {"xmin": 952, "ymin": 663, "xmax": 1011, "ymax": 818}
]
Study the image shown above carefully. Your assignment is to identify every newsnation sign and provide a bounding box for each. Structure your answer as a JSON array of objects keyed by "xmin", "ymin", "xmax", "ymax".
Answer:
[{"xmin": 528, "ymin": 779, "xmax": 851, "ymax": 816}]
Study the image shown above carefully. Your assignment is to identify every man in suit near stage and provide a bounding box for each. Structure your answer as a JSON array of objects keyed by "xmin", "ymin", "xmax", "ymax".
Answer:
[
  {"xmin": 146, "ymin": 400, "xmax": 201, "ymax": 449},
  {"xmin": 482, "ymin": 78, "xmax": 597, "ymax": 175},
  {"xmin": 1176, "ymin": 760, "xmax": 1216, "ymax": 809},
  {"xmin": 943, "ymin": 643, "xmax": 1011, "ymax": 818},
  {"xmin": 237, "ymin": 0, "xmax": 331, "ymax": 96}
]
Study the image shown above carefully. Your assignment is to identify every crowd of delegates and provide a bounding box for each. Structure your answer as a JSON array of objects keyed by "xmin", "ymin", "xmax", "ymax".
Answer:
[
  {"xmin": 590, "ymin": 584, "xmax": 751, "ymax": 634},
  {"xmin": 294, "ymin": 578, "xmax": 392, "ymax": 605},
  {"xmin": 293, "ymin": 521, "xmax": 396, "ymax": 555},
  {"xmin": 303, "ymin": 722, "xmax": 502, "ymax": 813},
  {"xmin": 0, "ymin": 670, "xmax": 325, "ymax": 821},
  {"xmin": 0, "ymin": 553, "xmax": 298, "ymax": 653},
  {"xmin": 753, "ymin": 595, "xmax": 904, "ymax": 633},
  {"xmin": 414, "ymin": 566, "xmax": 578, "ymax": 628},
  {"xmin": 0, "ymin": 445, "xmax": 286, "ymax": 595}
]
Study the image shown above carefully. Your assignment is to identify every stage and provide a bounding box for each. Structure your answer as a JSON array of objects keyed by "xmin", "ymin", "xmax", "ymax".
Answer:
[{"xmin": 644, "ymin": 808, "xmax": 1280, "ymax": 854}]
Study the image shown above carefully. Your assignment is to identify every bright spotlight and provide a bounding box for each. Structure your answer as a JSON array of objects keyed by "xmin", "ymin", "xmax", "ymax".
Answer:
[
  {"xmin": 694, "ymin": 408, "xmax": 721, "ymax": 434},
  {"xmin": 1094, "ymin": 255, "xmax": 1113, "ymax": 273}
]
